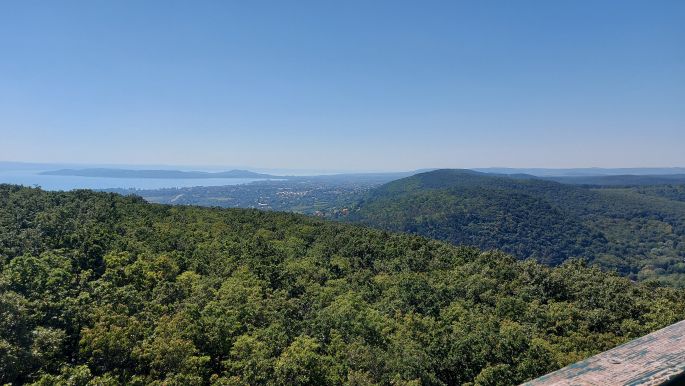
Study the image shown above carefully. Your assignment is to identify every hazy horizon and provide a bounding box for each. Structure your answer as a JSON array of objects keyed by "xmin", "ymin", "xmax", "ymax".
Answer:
[
  {"xmin": 2, "ymin": 160, "xmax": 685, "ymax": 176},
  {"xmin": 2, "ymin": 2, "xmax": 685, "ymax": 384},
  {"xmin": 2, "ymin": 1, "xmax": 683, "ymax": 169}
]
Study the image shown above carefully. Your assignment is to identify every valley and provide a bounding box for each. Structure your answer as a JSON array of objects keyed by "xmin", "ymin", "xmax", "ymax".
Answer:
[
  {"xmin": 108, "ymin": 169, "xmax": 685, "ymax": 287},
  {"xmin": 1, "ymin": 184, "xmax": 684, "ymax": 385}
]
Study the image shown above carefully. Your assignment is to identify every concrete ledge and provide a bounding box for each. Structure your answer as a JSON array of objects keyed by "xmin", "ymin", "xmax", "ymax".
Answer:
[{"xmin": 522, "ymin": 320, "xmax": 685, "ymax": 386}]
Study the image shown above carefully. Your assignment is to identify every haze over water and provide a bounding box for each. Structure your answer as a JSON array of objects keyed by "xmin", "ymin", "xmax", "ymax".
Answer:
[{"xmin": 0, "ymin": 169, "xmax": 263, "ymax": 191}]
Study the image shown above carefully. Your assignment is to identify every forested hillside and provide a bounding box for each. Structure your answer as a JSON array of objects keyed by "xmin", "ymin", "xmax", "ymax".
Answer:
[
  {"xmin": 544, "ymin": 174, "xmax": 685, "ymax": 186},
  {"xmin": 2, "ymin": 184, "xmax": 684, "ymax": 385},
  {"xmin": 628, "ymin": 185, "xmax": 685, "ymax": 203},
  {"xmin": 349, "ymin": 170, "xmax": 685, "ymax": 286}
]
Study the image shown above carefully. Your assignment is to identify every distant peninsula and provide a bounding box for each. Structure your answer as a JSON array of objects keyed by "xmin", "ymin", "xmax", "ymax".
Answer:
[{"xmin": 40, "ymin": 168, "xmax": 279, "ymax": 179}]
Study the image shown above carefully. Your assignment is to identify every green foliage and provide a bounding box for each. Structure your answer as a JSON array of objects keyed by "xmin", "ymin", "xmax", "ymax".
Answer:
[
  {"xmin": 348, "ymin": 170, "xmax": 685, "ymax": 286},
  {"xmin": 631, "ymin": 184, "xmax": 685, "ymax": 202},
  {"xmin": 1, "ymin": 184, "xmax": 684, "ymax": 385},
  {"xmin": 348, "ymin": 170, "xmax": 607, "ymax": 266},
  {"xmin": 274, "ymin": 335, "xmax": 333, "ymax": 385}
]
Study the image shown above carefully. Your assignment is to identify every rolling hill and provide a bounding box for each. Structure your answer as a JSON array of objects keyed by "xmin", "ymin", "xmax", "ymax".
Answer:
[
  {"xmin": 544, "ymin": 174, "xmax": 685, "ymax": 186},
  {"xmin": 348, "ymin": 169, "xmax": 685, "ymax": 286},
  {"xmin": 1, "ymin": 184, "xmax": 684, "ymax": 385}
]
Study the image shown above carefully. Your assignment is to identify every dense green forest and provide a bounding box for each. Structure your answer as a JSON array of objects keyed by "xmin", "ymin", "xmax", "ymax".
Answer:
[
  {"xmin": 2, "ymin": 184, "xmax": 684, "ymax": 385},
  {"xmin": 543, "ymin": 174, "xmax": 685, "ymax": 186},
  {"xmin": 628, "ymin": 185, "xmax": 685, "ymax": 203},
  {"xmin": 348, "ymin": 170, "xmax": 685, "ymax": 287},
  {"xmin": 104, "ymin": 170, "xmax": 685, "ymax": 287}
]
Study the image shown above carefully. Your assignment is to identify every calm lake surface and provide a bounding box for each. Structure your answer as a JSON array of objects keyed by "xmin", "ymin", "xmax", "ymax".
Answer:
[{"xmin": 0, "ymin": 169, "xmax": 263, "ymax": 191}]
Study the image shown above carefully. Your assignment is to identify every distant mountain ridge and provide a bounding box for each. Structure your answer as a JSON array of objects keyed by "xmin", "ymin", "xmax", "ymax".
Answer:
[
  {"xmin": 40, "ymin": 168, "xmax": 278, "ymax": 179},
  {"xmin": 474, "ymin": 167, "xmax": 685, "ymax": 177},
  {"xmin": 348, "ymin": 169, "xmax": 605, "ymax": 266},
  {"xmin": 2, "ymin": 184, "xmax": 683, "ymax": 384},
  {"xmin": 543, "ymin": 174, "xmax": 685, "ymax": 186},
  {"xmin": 347, "ymin": 169, "xmax": 685, "ymax": 285}
]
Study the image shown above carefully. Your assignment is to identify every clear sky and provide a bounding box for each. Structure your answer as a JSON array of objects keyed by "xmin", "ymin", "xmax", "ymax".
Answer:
[{"xmin": 1, "ymin": 1, "xmax": 683, "ymax": 171}]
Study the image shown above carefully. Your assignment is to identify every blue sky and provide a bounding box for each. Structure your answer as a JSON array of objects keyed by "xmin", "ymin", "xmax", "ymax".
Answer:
[{"xmin": 1, "ymin": 1, "xmax": 683, "ymax": 171}]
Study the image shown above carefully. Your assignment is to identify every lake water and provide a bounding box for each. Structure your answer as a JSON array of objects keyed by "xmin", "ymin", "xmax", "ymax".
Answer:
[{"xmin": 0, "ymin": 169, "xmax": 264, "ymax": 191}]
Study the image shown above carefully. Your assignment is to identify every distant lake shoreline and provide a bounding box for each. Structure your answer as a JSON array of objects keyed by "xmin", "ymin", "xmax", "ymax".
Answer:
[
  {"xmin": 40, "ymin": 168, "xmax": 277, "ymax": 179},
  {"xmin": 0, "ymin": 169, "xmax": 265, "ymax": 191}
]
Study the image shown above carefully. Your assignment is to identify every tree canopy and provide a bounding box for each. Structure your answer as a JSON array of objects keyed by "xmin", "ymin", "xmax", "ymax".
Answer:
[
  {"xmin": 348, "ymin": 169, "xmax": 685, "ymax": 286},
  {"xmin": 1, "ymin": 184, "xmax": 684, "ymax": 385}
]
